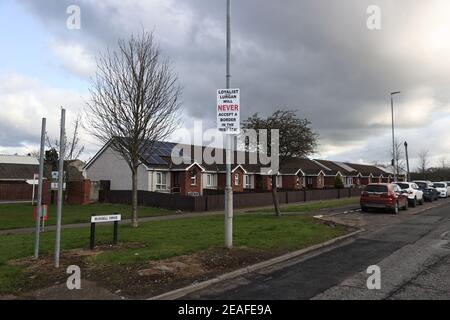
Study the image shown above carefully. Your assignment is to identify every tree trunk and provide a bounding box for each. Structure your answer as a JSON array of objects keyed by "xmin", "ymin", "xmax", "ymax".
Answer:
[
  {"xmin": 271, "ymin": 175, "xmax": 281, "ymax": 217},
  {"xmin": 131, "ymin": 168, "xmax": 139, "ymax": 228}
]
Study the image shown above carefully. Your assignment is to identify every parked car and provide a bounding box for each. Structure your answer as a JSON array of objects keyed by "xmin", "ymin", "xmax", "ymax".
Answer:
[
  {"xmin": 444, "ymin": 182, "xmax": 450, "ymax": 196},
  {"xmin": 432, "ymin": 182, "xmax": 448, "ymax": 198},
  {"xmin": 413, "ymin": 181, "xmax": 438, "ymax": 201},
  {"xmin": 360, "ymin": 183, "xmax": 408, "ymax": 214},
  {"xmin": 394, "ymin": 182, "xmax": 424, "ymax": 207}
]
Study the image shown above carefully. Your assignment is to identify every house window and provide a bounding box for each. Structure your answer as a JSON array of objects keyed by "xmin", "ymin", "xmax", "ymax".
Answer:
[
  {"xmin": 244, "ymin": 175, "xmax": 252, "ymax": 189},
  {"xmin": 347, "ymin": 177, "xmax": 353, "ymax": 186},
  {"xmin": 156, "ymin": 172, "xmax": 167, "ymax": 190},
  {"xmin": 234, "ymin": 173, "xmax": 239, "ymax": 186},
  {"xmin": 276, "ymin": 175, "xmax": 282, "ymax": 188},
  {"xmin": 190, "ymin": 170, "xmax": 197, "ymax": 185},
  {"xmin": 206, "ymin": 174, "xmax": 214, "ymax": 187}
]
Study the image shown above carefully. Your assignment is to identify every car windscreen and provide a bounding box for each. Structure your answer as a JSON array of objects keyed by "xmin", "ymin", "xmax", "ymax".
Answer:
[
  {"xmin": 415, "ymin": 182, "xmax": 427, "ymax": 188},
  {"xmin": 364, "ymin": 185, "xmax": 388, "ymax": 193},
  {"xmin": 433, "ymin": 183, "xmax": 445, "ymax": 188},
  {"xmin": 396, "ymin": 183, "xmax": 409, "ymax": 189}
]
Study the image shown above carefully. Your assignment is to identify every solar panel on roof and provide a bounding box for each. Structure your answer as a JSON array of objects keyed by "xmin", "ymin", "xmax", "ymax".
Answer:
[
  {"xmin": 146, "ymin": 155, "xmax": 167, "ymax": 165},
  {"xmin": 156, "ymin": 147, "xmax": 174, "ymax": 157}
]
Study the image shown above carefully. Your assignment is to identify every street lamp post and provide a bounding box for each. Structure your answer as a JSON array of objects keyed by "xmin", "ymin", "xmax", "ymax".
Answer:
[
  {"xmin": 404, "ymin": 141, "xmax": 410, "ymax": 182},
  {"xmin": 390, "ymin": 91, "xmax": 400, "ymax": 182},
  {"xmin": 224, "ymin": 0, "xmax": 233, "ymax": 249}
]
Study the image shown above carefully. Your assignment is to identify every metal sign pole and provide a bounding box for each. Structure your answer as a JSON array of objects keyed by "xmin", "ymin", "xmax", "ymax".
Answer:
[
  {"xmin": 34, "ymin": 118, "xmax": 46, "ymax": 259},
  {"xmin": 31, "ymin": 175, "xmax": 36, "ymax": 205},
  {"xmin": 55, "ymin": 108, "xmax": 65, "ymax": 268},
  {"xmin": 224, "ymin": 0, "xmax": 233, "ymax": 249},
  {"xmin": 42, "ymin": 206, "xmax": 46, "ymax": 232}
]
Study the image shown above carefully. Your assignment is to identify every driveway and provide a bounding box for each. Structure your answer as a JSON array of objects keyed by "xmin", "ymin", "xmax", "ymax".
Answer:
[{"xmin": 185, "ymin": 198, "xmax": 450, "ymax": 300}]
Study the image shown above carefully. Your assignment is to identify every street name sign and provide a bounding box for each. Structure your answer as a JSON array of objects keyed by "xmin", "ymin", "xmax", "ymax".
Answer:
[
  {"xmin": 90, "ymin": 214, "xmax": 121, "ymax": 249},
  {"xmin": 91, "ymin": 214, "xmax": 121, "ymax": 223}
]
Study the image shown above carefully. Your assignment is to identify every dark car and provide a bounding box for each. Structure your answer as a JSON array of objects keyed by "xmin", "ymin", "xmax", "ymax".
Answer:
[
  {"xmin": 413, "ymin": 181, "xmax": 438, "ymax": 201},
  {"xmin": 360, "ymin": 183, "xmax": 408, "ymax": 214}
]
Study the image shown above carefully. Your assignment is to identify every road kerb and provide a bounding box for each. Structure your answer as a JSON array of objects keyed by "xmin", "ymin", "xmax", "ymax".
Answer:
[{"xmin": 148, "ymin": 228, "xmax": 364, "ymax": 300}]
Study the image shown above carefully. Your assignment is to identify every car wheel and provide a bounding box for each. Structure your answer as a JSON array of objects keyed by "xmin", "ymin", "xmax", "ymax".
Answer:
[
  {"xmin": 392, "ymin": 202, "xmax": 399, "ymax": 214},
  {"xmin": 419, "ymin": 197, "xmax": 424, "ymax": 205},
  {"xmin": 410, "ymin": 197, "xmax": 417, "ymax": 208},
  {"xmin": 403, "ymin": 199, "xmax": 408, "ymax": 210}
]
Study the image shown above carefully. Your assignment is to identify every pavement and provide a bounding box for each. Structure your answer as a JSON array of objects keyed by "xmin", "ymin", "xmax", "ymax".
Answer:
[{"xmin": 184, "ymin": 198, "xmax": 450, "ymax": 300}]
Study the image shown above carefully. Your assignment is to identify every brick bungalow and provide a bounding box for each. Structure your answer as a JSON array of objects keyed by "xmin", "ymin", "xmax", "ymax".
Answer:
[
  {"xmin": 314, "ymin": 159, "xmax": 359, "ymax": 188},
  {"xmin": 84, "ymin": 139, "xmax": 399, "ymax": 196}
]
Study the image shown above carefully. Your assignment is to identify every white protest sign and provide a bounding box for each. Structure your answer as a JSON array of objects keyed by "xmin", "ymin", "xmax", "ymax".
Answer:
[{"xmin": 217, "ymin": 88, "xmax": 240, "ymax": 134}]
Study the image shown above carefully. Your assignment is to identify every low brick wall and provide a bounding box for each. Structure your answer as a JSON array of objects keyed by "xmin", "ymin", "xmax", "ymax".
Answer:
[
  {"xmin": 100, "ymin": 188, "xmax": 361, "ymax": 212},
  {"xmin": 67, "ymin": 180, "xmax": 92, "ymax": 205}
]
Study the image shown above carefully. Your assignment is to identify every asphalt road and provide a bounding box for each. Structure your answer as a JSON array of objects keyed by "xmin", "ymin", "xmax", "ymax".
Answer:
[{"xmin": 186, "ymin": 198, "xmax": 450, "ymax": 300}]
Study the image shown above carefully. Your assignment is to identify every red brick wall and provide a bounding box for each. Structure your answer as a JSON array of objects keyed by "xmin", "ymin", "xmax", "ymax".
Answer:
[
  {"xmin": 316, "ymin": 173, "xmax": 325, "ymax": 189},
  {"xmin": 216, "ymin": 169, "xmax": 245, "ymax": 193},
  {"xmin": 232, "ymin": 168, "xmax": 244, "ymax": 193},
  {"xmin": 262, "ymin": 176, "xmax": 272, "ymax": 191},
  {"xmin": 181, "ymin": 167, "xmax": 202, "ymax": 195},
  {"xmin": 67, "ymin": 180, "xmax": 91, "ymax": 205},
  {"xmin": 217, "ymin": 173, "xmax": 226, "ymax": 191},
  {"xmin": 282, "ymin": 175, "xmax": 301, "ymax": 190},
  {"xmin": 324, "ymin": 176, "xmax": 335, "ymax": 188}
]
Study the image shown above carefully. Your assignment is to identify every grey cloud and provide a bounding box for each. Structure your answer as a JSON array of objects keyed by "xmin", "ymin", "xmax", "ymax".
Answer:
[{"xmin": 14, "ymin": 0, "xmax": 450, "ymax": 164}]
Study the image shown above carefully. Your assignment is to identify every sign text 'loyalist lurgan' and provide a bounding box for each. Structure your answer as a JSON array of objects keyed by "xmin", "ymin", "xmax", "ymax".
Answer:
[{"xmin": 217, "ymin": 88, "xmax": 240, "ymax": 134}]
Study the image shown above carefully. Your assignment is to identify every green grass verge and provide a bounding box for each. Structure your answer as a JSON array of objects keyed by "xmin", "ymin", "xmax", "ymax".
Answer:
[
  {"xmin": 0, "ymin": 203, "xmax": 174, "ymax": 230},
  {"xmin": 246, "ymin": 197, "xmax": 359, "ymax": 214},
  {"xmin": 0, "ymin": 214, "xmax": 348, "ymax": 294}
]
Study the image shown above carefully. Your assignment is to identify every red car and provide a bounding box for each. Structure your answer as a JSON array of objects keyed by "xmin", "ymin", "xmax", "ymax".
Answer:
[{"xmin": 360, "ymin": 183, "xmax": 408, "ymax": 214}]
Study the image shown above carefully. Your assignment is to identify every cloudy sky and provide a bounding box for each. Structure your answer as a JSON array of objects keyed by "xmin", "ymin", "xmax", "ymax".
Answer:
[{"xmin": 1, "ymin": 0, "xmax": 450, "ymax": 169}]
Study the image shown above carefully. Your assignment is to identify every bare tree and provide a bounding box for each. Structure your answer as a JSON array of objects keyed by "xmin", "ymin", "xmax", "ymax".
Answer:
[
  {"xmin": 417, "ymin": 149, "xmax": 429, "ymax": 178},
  {"xmin": 86, "ymin": 31, "xmax": 182, "ymax": 227},
  {"xmin": 28, "ymin": 150, "xmax": 40, "ymax": 159},
  {"xmin": 242, "ymin": 110, "xmax": 318, "ymax": 216},
  {"xmin": 439, "ymin": 157, "xmax": 448, "ymax": 169},
  {"xmin": 389, "ymin": 140, "xmax": 406, "ymax": 177},
  {"xmin": 46, "ymin": 114, "xmax": 85, "ymax": 160}
]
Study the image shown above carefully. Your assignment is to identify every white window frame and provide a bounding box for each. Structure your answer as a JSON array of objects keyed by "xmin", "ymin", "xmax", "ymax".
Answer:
[
  {"xmin": 206, "ymin": 173, "xmax": 213, "ymax": 187},
  {"xmin": 244, "ymin": 174, "xmax": 252, "ymax": 189},
  {"xmin": 156, "ymin": 172, "xmax": 168, "ymax": 190},
  {"xmin": 190, "ymin": 171, "xmax": 197, "ymax": 186},
  {"xmin": 234, "ymin": 173, "xmax": 239, "ymax": 186},
  {"xmin": 276, "ymin": 175, "xmax": 282, "ymax": 188}
]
